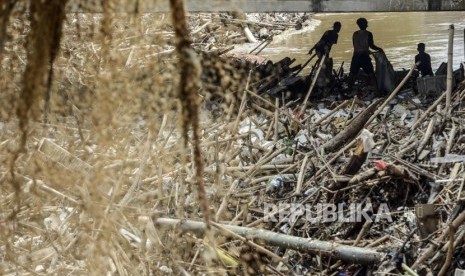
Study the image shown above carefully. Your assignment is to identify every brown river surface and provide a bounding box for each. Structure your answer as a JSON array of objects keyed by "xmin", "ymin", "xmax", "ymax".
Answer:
[{"xmin": 258, "ymin": 12, "xmax": 465, "ymax": 73}]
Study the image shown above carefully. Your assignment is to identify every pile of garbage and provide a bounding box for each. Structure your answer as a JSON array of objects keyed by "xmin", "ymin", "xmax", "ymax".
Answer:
[
  {"xmin": 3, "ymin": 5, "xmax": 465, "ymax": 275},
  {"xmin": 169, "ymin": 75, "xmax": 465, "ymax": 275},
  {"xmin": 187, "ymin": 12, "xmax": 311, "ymax": 53}
]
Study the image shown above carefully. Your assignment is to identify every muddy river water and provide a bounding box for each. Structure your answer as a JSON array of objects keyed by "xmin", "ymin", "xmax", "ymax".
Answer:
[{"xmin": 259, "ymin": 12, "xmax": 465, "ymax": 73}]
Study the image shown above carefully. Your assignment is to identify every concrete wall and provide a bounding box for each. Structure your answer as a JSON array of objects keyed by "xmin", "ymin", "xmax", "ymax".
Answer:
[{"xmin": 68, "ymin": 0, "xmax": 465, "ymax": 12}]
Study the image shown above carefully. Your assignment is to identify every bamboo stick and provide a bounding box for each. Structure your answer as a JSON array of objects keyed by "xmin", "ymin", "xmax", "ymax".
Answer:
[
  {"xmin": 215, "ymin": 180, "xmax": 238, "ymax": 221},
  {"xmin": 249, "ymin": 38, "xmax": 269, "ymax": 54},
  {"xmin": 416, "ymin": 117, "xmax": 435, "ymax": 156},
  {"xmin": 396, "ymin": 140, "xmax": 419, "ymax": 158},
  {"xmin": 446, "ymin": 122, "xmax": 458, "ymax": 156},
  {"xmin": 220, "ymin": 18, "xmax": 295, "ymax": 28},
  {"xmin": 251, "ymin": 103, "xmax": 274, "ymax": 117},
  {"xmin": 292, "ymin": 53, "xmax": 316, "ymax": 76},
  {"xmin": 309, "ymin": 100, "xmax": 349, "ymax": 129},
  {"xmin": 210, "ymin": 221, "xmax": 286, "ymax": 264},
  {"xmin": 439, "ymin": 124, "xmax": 457, "ymax": 175},
  {"xmin": 294, "ymin": 154, "xmax": 309, "ymax": 195},
  {"xmin": 354, "ymin": 221, "xmax": 372, "ymax": 246},
  {"xmin": 22, "ymin": 176, "xmax": 78, "ymax": 204},
  {"xmin": 402, "ymin": 263, "xmax": 419, "ymax": 276},
  {"xmin": 300, "ymin": 55, "xmax": 326, "ymax": 114},
  {"xmin": 274, "ymin": 97, "xmax": 279, "ymax": 143},
  {"xmin": 322, "ymin": 99, "xmax": 380, "ymax": 153},
  {"xmin": 314, "ymin": 139, "xmax": 358, "ymax": 178},
  {"xmin": 411, "ymin": 91, "xmax": 446, "ymax": 130},
  {"xmin": 120, "ymin": 132, "xmax": 151, "ymax": 206},
  {"xmin": 154, "ymin": 218, "xmax": 385, "ymax": 265},
  {"xmin": 244, "ymin": 146, "xmax": 287, "ymax": 178},
  {"xmin": 205, "ymin": 164, "xmax": 292, "ymax": 174},
  {"xmin": 446, "ymin": 24, "xmax": 454, "ymax": 115},
  {"xmin": 243, "ymin": 25, "xmax": 257, "ymax": 43},
  {"xmin": 438, "ymin": 225, "xmax": 456, "ymax": 276},
  {"xmin": 366, "ymin": 63, "xmax": 416, "ymax": 127},
  {"xmin": 412, "ymin": 210, "xmax": 465, "ymax": 269},
  {"xmin": 255, "ymin": 38, "xmax": 272, "ymax": 55},
  {"xmin": 247, "ymin": 186, "xmax": 321, "ymax": 227},
  {"xmin": 367, "ymin": 236, "xmax": 390, "ymax": 248}
]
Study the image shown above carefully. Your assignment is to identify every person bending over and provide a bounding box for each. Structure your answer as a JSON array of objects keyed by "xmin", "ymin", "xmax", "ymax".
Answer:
[{"xmin": 309, "ymin": 21, "xmax": 342, "ymax": 59}]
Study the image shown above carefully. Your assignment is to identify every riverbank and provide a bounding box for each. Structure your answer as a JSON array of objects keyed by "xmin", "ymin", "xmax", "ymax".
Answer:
[{"xmin": 187, "ymin": 12, "xmax": 316, "ymax": 55}]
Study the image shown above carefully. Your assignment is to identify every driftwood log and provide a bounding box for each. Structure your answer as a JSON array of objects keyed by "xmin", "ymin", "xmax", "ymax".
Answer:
[
  {"xmin": 321, "ymin": 99, "xmax": 382, "ymax": 153},
  {"xmin": 153, "ymin": 218, "xmax": 386, "ymax": 265}
]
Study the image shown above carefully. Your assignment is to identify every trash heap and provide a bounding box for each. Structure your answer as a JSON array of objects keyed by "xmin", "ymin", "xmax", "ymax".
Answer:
[
  {"xmin": 187, "ymin": 13, "xmax": 310, "ymax": 53},
  {"xmin": 3, "ymin": 6, "xmax": 465, "ymax": 275},
  {"xmin": 162, "ymin": 76, "xmax": 465, "ymax": 275}
]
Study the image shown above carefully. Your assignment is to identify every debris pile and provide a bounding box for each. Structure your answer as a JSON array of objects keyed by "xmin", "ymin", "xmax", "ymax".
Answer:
[
  {"xmin": 2, "ymin": 4, "xmax": 465, "ymax": 275},
  {"xmin": 173, "ymin": 72, "xmax": 465, "ymax": 274},
  {"xmin": 188, "ymin": 13, "xmax": 310, "ymax": 53}
]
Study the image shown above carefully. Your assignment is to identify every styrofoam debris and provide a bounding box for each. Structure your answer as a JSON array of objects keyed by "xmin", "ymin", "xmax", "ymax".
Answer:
[
  {"xmin": 295, "ymin": 130, "xmax": 308, "ymax": 144},
  {"xmin": 119, "ymin": 228, "xmax": 153, "ymax": 248},
  {"xmin": 159, "ymin": 266, "xmax": 173, "ymax": 274},
  {"xmin": 360, "ymin": 129, "xmax": 375, "ymax": 152},
  {"xmin": 44, "ymin": 214, "xmax": 61, "ymax": 232},
  {"xmin": 266, "ymin": 177, "xmax": 283, "ymax": 193},
  {"xmin": 392, "ymin": 104, "xmax": 407, "ymax": 116},
  {"xmin": 238, "ymin": 117, "xmax": 264, "ymax": 143}
]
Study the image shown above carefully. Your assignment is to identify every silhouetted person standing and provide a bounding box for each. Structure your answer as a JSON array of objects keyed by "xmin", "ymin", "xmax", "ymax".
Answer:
[
  {"xmin": 415, "ymin": 43, "xmax": 434, "ymax": 77},
  {"xmin": 348, "ymin": 18, "xmax": 383, "ymax": 94},
  {"xmin": 309, "ymin": 21, "xmax": 341, "ymax": 59}
]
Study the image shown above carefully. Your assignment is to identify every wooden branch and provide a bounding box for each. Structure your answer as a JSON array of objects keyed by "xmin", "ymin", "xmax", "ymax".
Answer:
[
  {"xmin": 191, "ymin": 20, "xmax": 211, "ymax": 35},
  {"xmin": 274, "ymin": 98, "xmax": 279, "ymax": 142},
  {"xmin": 412, "ymin": 211, "xmax": 465, "ymax": 269},
  {"xmin": 366, "ymin": 63, "xmax": 416, "ymax": 127},
  {"xmin": 294, "ymin": 154, "xmax": 309, "ymax": 194},
  {"xmin": 243, "ymin": 25, "xmax": 257, "ymax": 43},
  {"xmin": 416, "ymin": 117, "xmax": 436, "ymax": 156},
  {"xmin": 386, "ymin": 153, "xmax": 439, "ymax": 181},
  {"xmin": 439, "ymin": 123, "xmax": 457, "ymax": 175},
  {"xmin": 438, "ymin": 224, "xmax": 456, "ymax": 276},
  {"xmin": 341, "ymin": 140, "xmax": 367, "ymax": 176},
  {"xmin": 154, "ymin": 218, "xmax": 385, "ymax": 265},
  {"xmin": 314, "ymin": 139, "xmax": 358, "ymax": 178},
  {"xmin": 300, "ymin": 55, "xmax": 326, "ymax": 114},
  {"xmin": 219, "ymin": 17, "xmax": 295, "ymax": 28},
  {"xmin": 215, "ymin": 180, "xmax": 238, "ymax": 221},
  {"xmin": 411, "ymin": 91, "xmax": 446, "ymax": 130},
  {"xmin": 321, "ymin": 99, "xmax": 381, "ymax": 153},
  {"xmin": 205, "ymin": 164, "xmax": 292, "ymax": 174},
  {"xmin": 402, "ymin": 263, "xmax": 419, "ymax": 276},
  {"xmin": 348, "ymin": 168, "xmax": 378, "ymax": 185},
  {"xmin": 309, "ymin": 100, "xmax": 350, "ymax": 128},
  {"xmin": 446, "ymin": 24, "xmax": 454, "ymax": 115},
  {"xmin": 396, "ymin": 140, "xmax": 419, "ymax": 158},
  {"xmin": 354, "ymin": 220, "xmax": 372, "ymax": 246},
  {"xmin": 254, "ymin": 38, "xmax": 272, "ymax": 55},
  {"xmin": 210, "ymin": 221, "xmax": 286, "ymax": 264}
]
